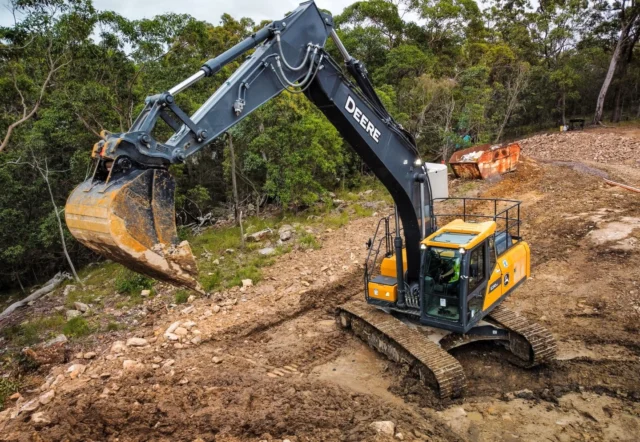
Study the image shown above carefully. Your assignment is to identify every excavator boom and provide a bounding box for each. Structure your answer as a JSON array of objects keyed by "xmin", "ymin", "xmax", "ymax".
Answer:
[{"xmin": 65, "ymin": 1, "xmax": 436, "ymax": 291}]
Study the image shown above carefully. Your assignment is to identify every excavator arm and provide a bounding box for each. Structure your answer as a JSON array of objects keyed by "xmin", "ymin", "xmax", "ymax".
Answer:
[{"xmin": 65, "ymin": 0, "xmax": 446, "ymax": 293}]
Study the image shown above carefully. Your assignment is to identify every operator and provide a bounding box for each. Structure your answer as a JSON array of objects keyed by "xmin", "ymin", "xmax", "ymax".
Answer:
[{"xmin": 440, "ymin": 257, "xmax": 461, "ymax": 284}]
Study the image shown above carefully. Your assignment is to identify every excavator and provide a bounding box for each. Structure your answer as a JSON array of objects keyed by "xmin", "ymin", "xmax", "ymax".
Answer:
[{"xmin": 65, "ymin": 1, "xmax": 556, "ymax": 399}]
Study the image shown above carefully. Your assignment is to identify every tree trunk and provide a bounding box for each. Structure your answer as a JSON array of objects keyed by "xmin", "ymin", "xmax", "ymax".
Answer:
[
  {"xmin": 611, "ymin": 85, "xmax": 624, "ymax": 122},
  {"xmin": 593, "ymin": 18, "xmax": 637, "ymax": 124},
  {"xmin": 561, "ymin": 92, "xmax": 566, "ymax": 126},
  {"xmin": 0, "ymin": 272, "xmax": 69, "ymax": 323},
  {"xmin": 38, "ymin": 161, "xmax": 81, "ymax": 283}
]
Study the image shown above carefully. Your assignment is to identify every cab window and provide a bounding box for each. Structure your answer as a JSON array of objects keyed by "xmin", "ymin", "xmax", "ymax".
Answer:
[{"xmin": 468, "ymin": 245, "xmax": 486, "ymax": 293}]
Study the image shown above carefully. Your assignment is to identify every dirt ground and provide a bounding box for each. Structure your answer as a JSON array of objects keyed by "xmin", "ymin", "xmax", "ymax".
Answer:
[{"xmin": 2, "ymin": 126, "xmax": 640, "ymax": 441}]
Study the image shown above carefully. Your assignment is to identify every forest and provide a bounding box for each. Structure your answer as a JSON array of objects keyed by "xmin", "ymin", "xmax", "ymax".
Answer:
[{"xmin": 0, "ymin": 0, "xmax": 639, "ymax": 291}]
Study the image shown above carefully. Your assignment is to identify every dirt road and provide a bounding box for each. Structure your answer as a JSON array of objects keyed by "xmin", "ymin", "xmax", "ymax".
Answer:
[{"xmin": 2, "ymin": 127, "xmax": 640, "ymax": 441}]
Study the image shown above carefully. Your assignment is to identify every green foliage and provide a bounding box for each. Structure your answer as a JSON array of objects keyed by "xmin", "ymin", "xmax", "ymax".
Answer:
[
  {"xmin": 174, "ymin": 290, "xmax": 190, "ymax": 304},
  {"xmin": 2, "ymin": 315, "xmax": 66, "ymax": 347},
  {"xmin": 63, "ymin": 317, "xmax": 92, "ymax": 338},
  {"xmin": 0, "ymin": 378, "xmax": 20, "ymax": 410},
  {"xmin": 0, "ymin": 0, "xmax": 639, "ymax": 295},
  {"xmin": 299, "ymin": 233, "xmax": 321, "ymax": 250},
  {"xmin": 114, "ymin": 269, "xmax": 154, "ymax": 295}
]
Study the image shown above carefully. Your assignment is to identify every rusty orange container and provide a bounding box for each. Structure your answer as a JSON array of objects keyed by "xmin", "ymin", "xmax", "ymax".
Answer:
[{"xmin": 448, "ymin": 142, "xmax": 521, "ymax": 179}]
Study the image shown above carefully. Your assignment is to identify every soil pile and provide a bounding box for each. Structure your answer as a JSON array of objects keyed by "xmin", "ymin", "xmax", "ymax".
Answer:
[{"xmin": 520, "ymin": 130, "xmax": 640, "ymax": 164}]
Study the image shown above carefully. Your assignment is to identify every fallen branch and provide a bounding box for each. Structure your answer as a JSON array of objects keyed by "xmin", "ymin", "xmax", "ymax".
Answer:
[
  {"xmin": 0, "ymin": 272, "xmax": 70, "ymax": 324},
  {"xmin": 603, "ymin": 178, "xmax": 640, "ymax": 194}
]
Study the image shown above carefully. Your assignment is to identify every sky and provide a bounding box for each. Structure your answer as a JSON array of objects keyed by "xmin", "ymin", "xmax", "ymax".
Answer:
[{"xmin": 0, "ymin": 0, "xmax": 355, "ymax": 28}]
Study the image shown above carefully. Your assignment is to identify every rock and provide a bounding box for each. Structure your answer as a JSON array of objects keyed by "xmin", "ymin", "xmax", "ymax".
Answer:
[
  {"xmin": 67, "ymin": 364, "xmax": 86, "ymax": 379},
  {"xmin": 187, "ymin": 295, "xmax": 196, "ymax": 303},
  {"xmin": 74, "ymin": 302, "xmax": 89, "ymax": 313},
  {"xmin": 38, "ymin": 390, "xmax": 55, "ymax": 405},
  {"xmin": 258, "ymin": 247, "xmax": 275, "ymax": 256},
  {"xmin": 182, "ymin": 305, "xmax": 195, "ymax": 314},
  {"xmin": 191, "ymin": 336, "xmax": 202, "ymax": 345},
  {"xmin": 203, "ymin": 309, "xmax": 212, "ymax": 317},
  {"xmin": 211, "ymin": 356, "xmax": 223, "ymax": 364},
  {"xmin": 75, "ymin": 352, "xmax": 84, "ymax": 359},
  {"xmin": 99, "ymin": 372, "xmax": 111, "ymax": 379},
  {"xmin": 165, "ymin": 321, "xmax": 182, "ymax": 335},
  {"xmin": 83, "ymin": 352, "xmax": 96, "ymax": 359},
  {"xmin": 182, "ymin": 320, "xmax": 196, "ymax": 329},
  {"xmin": 245, "ymin": 229, "xmax": 271, "ymax": 242},
  {"xmin": 126, "ymin": 337, "xmax": 148, "ymax": 347},
  {"xmin": 123, "ymin": 360, "xmax": 144, "ymax": 371},
  {"xmin": 165, "ymin": 333, "xmax": 179, "ymax": 341},
  {"xmin": 212, "ymin": 305, "xmax": 221, "ymax": 313},
  {"xmin": 31, "ymin": 411, "xmax": 51, "ymax": 425},
  {"xmin": 369, "ymin": 421, "xmax": 395, "ymax": 436},
  {"xmin": 65, "ymin": 309, "xmax": 82, "ymax": 320},
  {"xmin": 43, "ymin": 334, "xmax": 67, "ymax": 348},
  {"xmin": 20, "ymin": 398, "xmax": 40, "ymax": 413},
  {"xmin": 363, "ymin": 189, "xmax": 374, "ymax": 195},
  {"xmin": 212, "ymin": 258, "xmax": 220, "ymax": 265},
  {"xmin": 395, "ymin": 433, "xmax": 404, "ymax": 440},
  {"xmin": 174, "ymin": 327, "xmax": 188, "ymax": 336},
  {"xmin": 110, "ymin": 341, "xmax": 126, "ymax": 353},
  {"xmin": 140, "ymin": 289, "xmax": 151, "ymax": 297},
  {"xmin": 10, "ymin": 392, "xmax": 21, "ymax": 401},
  {"xmin": 63, "ymin": 285, "xmax": 77, "ymax": 296},
  {"xmin": 514, "ymin": 389, "xmax": 535, "ymax": 400},
  {"xmin": 225, "ymin": 248, "xmax": 235, "ymax": 254},
  {"xmin": 242, "ymin": 279, "xmax": 253, "ymax": 288}
]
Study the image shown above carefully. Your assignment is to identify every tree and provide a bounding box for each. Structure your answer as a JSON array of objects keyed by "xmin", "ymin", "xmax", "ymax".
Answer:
[{"xmin": 593, "ymin": 0, "xmax": 640, "ymax": 124}]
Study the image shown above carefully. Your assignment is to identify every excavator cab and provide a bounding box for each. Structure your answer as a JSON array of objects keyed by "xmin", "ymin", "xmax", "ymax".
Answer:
[{"xmin": 364, "ymin": 198, "xmax": 529, "ymax": 334}]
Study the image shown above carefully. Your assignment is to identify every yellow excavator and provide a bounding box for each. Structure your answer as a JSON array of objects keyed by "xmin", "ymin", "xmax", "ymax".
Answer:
[{"xmin": 65, "ymin": 1, "xmax": 555, "ymax": 399}]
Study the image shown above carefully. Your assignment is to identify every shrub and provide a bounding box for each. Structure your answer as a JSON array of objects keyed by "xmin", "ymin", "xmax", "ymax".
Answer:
[
  {"xmin": 174, "ymin": 290, "xmax": 189, "ymax": 304},
  {"xmin": 63, "ymin": 317, "xmax": 92, "ymax": 338},
  {"xmin": 115, "ymin": 269, "xmax": 154, "ymax": 295}
]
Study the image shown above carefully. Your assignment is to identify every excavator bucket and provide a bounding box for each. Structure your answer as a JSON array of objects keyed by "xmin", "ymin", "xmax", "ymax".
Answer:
[{"xmin": 65, "ymin": 167, "xmax": 204, "ymax": 293}]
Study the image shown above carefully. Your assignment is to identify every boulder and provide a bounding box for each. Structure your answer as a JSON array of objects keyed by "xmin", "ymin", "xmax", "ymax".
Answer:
[
  {"xmin": 370, "ymin": 421, "xmax": 395, "ymax": 436},
  {"xmin": 65, "ymin": 310, "xmax": 81, "ymax": 320},
  {"xmin": 73, "ymin": 302, "xmax": 89, "ymax": 313},
  {"xmin": 126, "ymin": 337, "xmax": 148, "ymax": 347},
  {"xmin": 245, "ymin": 229, "xmax": 271, "ymax": 242},
  {"xmin": 258, "ymin": 247, "xmax": 275, "ymax": 256}
]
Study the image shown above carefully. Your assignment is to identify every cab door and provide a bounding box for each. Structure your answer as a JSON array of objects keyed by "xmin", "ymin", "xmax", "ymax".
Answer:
[
  {"xmin": 465, "ymin": 241, "xmax": 490, "ymax": 325},
  {"xmin": 483, "ymin": 236, "xmax": 503, "ymax": 311}
]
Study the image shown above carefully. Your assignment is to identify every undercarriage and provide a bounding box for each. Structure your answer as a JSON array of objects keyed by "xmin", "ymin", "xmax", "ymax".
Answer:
[{"xmin": 337, "ymin": 301, "xmax": 556, "ymax": 399}]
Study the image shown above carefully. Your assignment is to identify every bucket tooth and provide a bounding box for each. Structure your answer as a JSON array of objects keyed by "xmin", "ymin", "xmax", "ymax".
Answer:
[{"xmin": 65, "ymin": 168, "xmax": 203, "ymax": 293}]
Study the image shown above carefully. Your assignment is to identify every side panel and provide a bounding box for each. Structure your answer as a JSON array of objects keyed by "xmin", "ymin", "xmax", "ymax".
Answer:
[
  {"xmin": 482, "ymin": 241, "xmax": 530, "ymax": 311},
  {"xmin": 379, "ymin": 249, "xmax": 407, "ymax": 278}
]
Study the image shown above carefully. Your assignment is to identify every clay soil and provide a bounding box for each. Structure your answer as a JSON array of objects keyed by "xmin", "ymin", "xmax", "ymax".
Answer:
[{"xmin": 2, "ymin": 126, "xmax": 640, "ymax": 441}]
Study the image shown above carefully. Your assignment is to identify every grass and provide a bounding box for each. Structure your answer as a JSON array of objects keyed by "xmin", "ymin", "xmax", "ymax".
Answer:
[
  {"xmin": 0, "ymin": 378, "xmax": 20, "ymax": 411},
  {"xmin": 63, "ymin": 317, "xmax": 92, "ymax": 338},
  {"xmin": 106, "ymin": 321, "xmax": 121, "ymax": 332},
  {"xmin": 353, "ymin": 203, "xmax": 374, "ymax": 217},
  {"xmin": 299, "ymin": 232, "xmax": 321, "ymax": 250},
  {"xmin": 115, "ymin": 268, "xmax": 154, "ymax": 295},
  {"xmin": 1, "ymin": 315, "xmax": 66, "ymax": 347},
  {"xmin": 324, "ymin": 211, "xmax": 350, "ymax": 229},
  {"xmin": 174, "ymin": 290, "xmax": 190, "ymax": 304}
]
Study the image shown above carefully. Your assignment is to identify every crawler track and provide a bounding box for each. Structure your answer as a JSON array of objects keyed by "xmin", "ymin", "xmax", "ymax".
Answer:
[
  {"xmin": 487, "ymin": 304, "xmax": 557, "ymax": 367},
  {"xmin": 337, "ymin": 301, "xmax": 467, "ymax": 399}
]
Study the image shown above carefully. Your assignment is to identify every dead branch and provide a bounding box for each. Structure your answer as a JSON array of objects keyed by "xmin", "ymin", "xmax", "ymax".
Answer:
[{"xmin": 0, "ymin": 272, "xmax": 70, "ymax": 326}]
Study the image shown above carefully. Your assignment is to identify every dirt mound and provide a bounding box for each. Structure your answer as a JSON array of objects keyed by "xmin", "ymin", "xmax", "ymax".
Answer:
[{"xmin": 520, "ymin": 130, "xmax": 640, "ymax": 164}]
